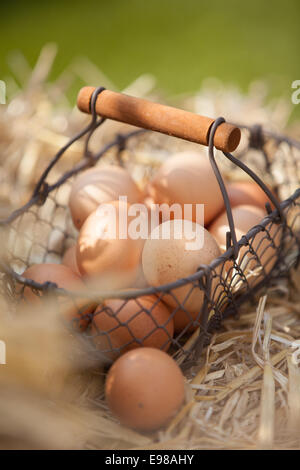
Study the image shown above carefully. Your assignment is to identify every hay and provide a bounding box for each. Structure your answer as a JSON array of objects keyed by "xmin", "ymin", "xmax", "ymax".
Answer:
[{"xmin": 1, "ymin": 46, "xmax": 300, "ymax": 450}]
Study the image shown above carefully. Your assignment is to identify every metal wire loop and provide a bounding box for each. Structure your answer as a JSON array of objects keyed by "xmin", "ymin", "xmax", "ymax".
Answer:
[
  {"xmin": 208, "ymin": 117, "xmax": 239, "ymax": 259},
  {"xmin": 84, "ymin": 86, "xmax": 106, "ymax": 159}
]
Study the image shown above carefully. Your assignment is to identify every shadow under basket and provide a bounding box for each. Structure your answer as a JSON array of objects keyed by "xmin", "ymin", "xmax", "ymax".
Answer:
[{"xmin": 1, "ymin": 86, "xmax": 300, "ymax": 368}]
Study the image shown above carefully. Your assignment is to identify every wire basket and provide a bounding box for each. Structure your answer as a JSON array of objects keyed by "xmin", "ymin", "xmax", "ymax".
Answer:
[{"xmin": 1, "ymin": 86, "xmax": 300, "ymax": 367}]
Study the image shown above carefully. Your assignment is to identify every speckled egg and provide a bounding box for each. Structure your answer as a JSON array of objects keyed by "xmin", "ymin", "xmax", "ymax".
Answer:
[{"xmin": 142, "ymin": 219, "xmax": 222, "ymax": 311}]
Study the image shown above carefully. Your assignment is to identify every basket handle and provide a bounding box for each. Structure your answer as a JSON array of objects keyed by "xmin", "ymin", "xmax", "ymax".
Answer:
[{"xmin": 77, "ymin": 86, "xmax": 241, "ymax": 153}]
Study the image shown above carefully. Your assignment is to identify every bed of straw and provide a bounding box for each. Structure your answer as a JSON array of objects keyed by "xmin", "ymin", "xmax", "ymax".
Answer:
[{"xmin": 1, "ymin": 45, "xmax": 300, "ymax": 450}]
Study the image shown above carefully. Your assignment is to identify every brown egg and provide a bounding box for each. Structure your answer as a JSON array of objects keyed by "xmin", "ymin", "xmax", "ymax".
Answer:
[
  {"xmin": 226, "ymin": 181, "xmax": 276, "ymax": 210},
  {"xmin": 142, "ymin": 219, "xmax": 222, "ymax": 311},
  {"xmin": 105, "ymin": 348, "xmax": 185, "ymax": 431},
  {"xmin": 147, "ymin": 151, "xmax": 224, "ymax": 226},
  {"xmin": 170, "ymin": 281, "xmax": 228, "ymax": 333},
  {"xmin": 69, "ymin": 165, "xmax": 143, "ymax": 230},
  {"xmin": 209, "ymin": 205, "xmax": 281, "ymax": 285},
  {"xmin": 172, "ymin": 308, "xmax": 200, "ymax": 333},
  {"xmin": 76, "ymin": 200, "xmax": 144, "ymax": 288},
  {"xmin": 169, "ymin": 281, "xmax": 227, "ymax": 334},
  {"xmin": 210, "ymin": 205, "xmax": 266, "ymax": 252},
  {"xmin": 91, "ymin": 295, "xmax": 174, "ymax": 358},
  {"xmin": 62, "ymin": 245, "xmax": 80, "ymax": 276},
  {"xmin": 21, "ymin": 264, "xmax": 95, "ymax": 331}
]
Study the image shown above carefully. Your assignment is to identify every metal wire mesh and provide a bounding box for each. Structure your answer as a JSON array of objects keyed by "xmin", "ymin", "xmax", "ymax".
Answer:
[{"xmin": 0, "ymin": 95, "xmax": 299, "ymax": 367}]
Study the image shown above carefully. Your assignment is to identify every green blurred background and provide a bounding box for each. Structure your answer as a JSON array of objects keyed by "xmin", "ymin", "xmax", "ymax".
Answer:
[{"xmin": 1, "ymin": 0, "xmax": 300, "ymax": 118}]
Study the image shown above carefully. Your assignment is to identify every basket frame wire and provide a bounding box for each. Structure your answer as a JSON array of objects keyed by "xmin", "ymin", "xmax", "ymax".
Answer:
[{"xmin": 0, "ymin": 86, "xmax": 300, "ymax": 364}]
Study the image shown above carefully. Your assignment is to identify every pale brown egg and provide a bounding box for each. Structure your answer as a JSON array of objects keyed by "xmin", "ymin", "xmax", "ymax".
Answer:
[
  {"xmin": 142, "ymin": 219, "xmax": 222, "ymax": 312},
  {"xmin": 69, "ymin": 165, "xmax": 143, "ymax": 230},
  {"xmin": 131, "ymin": 263, "xmax": 149, "ymax": 288},
  {"xmin": 21, "ymin": 264, "xmax": 96, "ymax": 331},
  {"xmin": 62, "ymin": 245, "xmax": 80, "ymax": 276},
  {"xmin": 226, "ymin": 181, "xmax": 276, "ymax": 210},
  {"xmin": 91, "ymin": 294, "xmax": 174, "ymax": 359},
  {"xmin": 76, "ymin": 200, "xmax": 144, "ymax": 288},
  {"xmin": 105, "ymin": 347, "xmax": 185, "ymax": 431},
  {"xmin": 147, "ymin": 151, "xmax": 224, "ymax": 226},
  {"xmin": 209, "ymin": 205, "xmax": 282, "ymax": 285}
]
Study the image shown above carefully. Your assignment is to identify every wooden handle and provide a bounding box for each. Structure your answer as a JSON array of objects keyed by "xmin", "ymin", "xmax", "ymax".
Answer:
[{"xmin": 77, "ymin": 86, "xmax": 241, "ymax": 152}]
